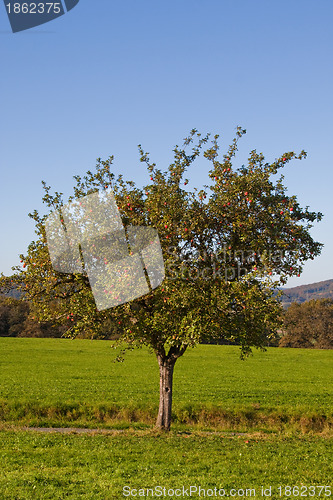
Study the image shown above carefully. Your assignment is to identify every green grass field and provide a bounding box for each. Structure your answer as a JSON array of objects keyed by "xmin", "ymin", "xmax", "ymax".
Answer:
[
  {"xmin": 0, "ymin": 338, "xmax": 332, "ymax": 498},
  {"xmin": 0, "ymin": 431, "xmax": 332, "ymax": 499},
  {"xmin": 0, "ymin": 338, "xmax": 332, "ymax": 431}
]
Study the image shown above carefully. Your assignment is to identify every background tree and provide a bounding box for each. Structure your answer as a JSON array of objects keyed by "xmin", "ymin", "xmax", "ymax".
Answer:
[
  {"xmin": 0, "ymin": 296, "xmax": 65, "ymax": 338},
  {"xmin": 0, "ymin": 297, "xmax": 28, "ymax": 337},
  {"xmin": 280, "ymin": 299, "xmax": 333, "ymax": 349},
  {"xmin": 1, "ymin": 127, "xmax": 323, "ymax": 430}
]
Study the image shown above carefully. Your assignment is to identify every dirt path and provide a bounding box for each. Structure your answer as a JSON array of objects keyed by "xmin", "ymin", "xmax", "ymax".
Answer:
[{"xmin": 1, "ymin": 425, "xmax": 249, "ymax": 437}]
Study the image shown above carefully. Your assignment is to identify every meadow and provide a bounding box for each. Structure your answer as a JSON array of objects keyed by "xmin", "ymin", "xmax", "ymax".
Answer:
[
  {"xmin": 0, "ymin": 431, "xmax": 332, "ymax": 499},
  {"xmin": 0, "ymin": 338, "xmax": 332, "ymax": 498},
  {"xmin": 0, "ymin": 338, "xmax": 332, "ymax": 431}
]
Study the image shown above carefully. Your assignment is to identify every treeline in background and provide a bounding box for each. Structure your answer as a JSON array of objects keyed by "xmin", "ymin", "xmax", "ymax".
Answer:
[
  {"xmin": 0, "ymin": 296, "xmax": 118, "ymax": 340},
  {"xmin": 0, "ymin": 294, "xmax": 332, "ymax": 349}
]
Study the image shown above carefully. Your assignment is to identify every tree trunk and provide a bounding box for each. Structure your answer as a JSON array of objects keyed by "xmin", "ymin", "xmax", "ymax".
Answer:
[{"xmin": 155, "ymin": 355, "xmax": 175, "ymax": 431}]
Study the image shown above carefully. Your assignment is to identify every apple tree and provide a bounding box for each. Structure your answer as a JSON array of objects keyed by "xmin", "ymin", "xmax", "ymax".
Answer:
[{"xmin": 1, "ymin": 128, "xmax": 323, "ymax": 430}]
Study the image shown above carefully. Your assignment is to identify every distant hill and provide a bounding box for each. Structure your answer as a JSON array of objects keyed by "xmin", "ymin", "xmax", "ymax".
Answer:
[{"xmin": 281, "ymin": 279, "xmax": 333, "ymax": 308}]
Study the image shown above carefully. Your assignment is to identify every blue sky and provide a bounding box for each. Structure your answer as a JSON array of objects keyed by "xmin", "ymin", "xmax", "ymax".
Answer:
[{"xmin": 0, "ymin": 0, "xmax": 332, "ymax": 287}]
